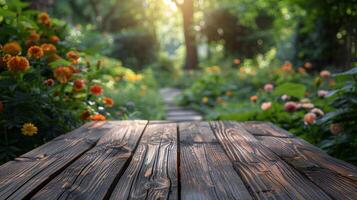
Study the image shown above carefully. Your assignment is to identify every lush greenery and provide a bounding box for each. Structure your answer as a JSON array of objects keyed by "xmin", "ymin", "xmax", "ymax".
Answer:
[
  {"xmin": 0, "ymin": 0, "xmax": 163, "ymax": 163},
  {"xmin": 179, "ymin": 60, "xmax": 356, "ymax": 164},
  {"xmin": 0, "ymin": 0, "xmax": 356, "ymax": 165}
]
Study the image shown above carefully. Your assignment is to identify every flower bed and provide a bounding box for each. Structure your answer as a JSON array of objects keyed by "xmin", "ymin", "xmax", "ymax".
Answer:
[
  {"xmin": 0, "ymin": 2, "xmax": 163, "ymax": 163},
  {"xmin": 180, "ymin": 62, "xmax": 357, "ymax": 164}
]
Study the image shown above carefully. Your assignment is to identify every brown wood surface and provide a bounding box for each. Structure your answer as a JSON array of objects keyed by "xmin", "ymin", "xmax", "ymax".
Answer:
[
  {"xmin": 179, "ymin": 122, "xmax": 251, "ymax": 200},
  {"xmin": 32, "ymin": 120, "xmax": 148, "ymax": 200},
  {"xmin": 109, "ymin": 121, "xmax": 178, "ymax": 200},
  {"xmin": 210, "ymin": 121, "xmax": 334, "ymax": 200},
  {"xmin": 243, "ymin": 122, "xmax": 357, "ymax": 200},
  {"xmin": 0, "ymin": 122, "xmax": 107, "ymax": 200},
  {"xmin": 0, "ymin": 120, "xmax": 356, "ymax": 200}
]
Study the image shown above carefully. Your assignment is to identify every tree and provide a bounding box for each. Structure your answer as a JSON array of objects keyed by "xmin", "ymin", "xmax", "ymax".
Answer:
[{"xmin": 174, "ymin": 0, "xmax": 198, "ymax": 70}]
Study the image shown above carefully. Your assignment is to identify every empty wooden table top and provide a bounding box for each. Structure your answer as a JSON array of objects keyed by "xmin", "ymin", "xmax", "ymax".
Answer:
[{"xmin": 0, "ymin": 121, "xmax": 356, "ymax": 200}]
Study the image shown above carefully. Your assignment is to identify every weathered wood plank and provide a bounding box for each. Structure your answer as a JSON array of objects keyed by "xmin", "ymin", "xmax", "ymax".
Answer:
[
  {"xmin": 0, "ymin": 121, "xmax": 107, "ymax": 200},
  {"xmin": 32, "ymin": 120, "xmax": 148, "ymax": 200},
  {"xmin": 210, "ymin": 121, "xmax": 332, "ymax": 200},
  {"xmin": 242, "ymin": 121, "xmax": 294, "ymax": 138},
  {"xmin": 109, "ymin": 121, "xmax": 178, "ymax": 200},
  {"xmin": 244, "ymin": 123, "xmax": 357, "ymax": 200},
  {"xmin": 179, "ymin": 122, "xmax": 251, "ymax": 200}
]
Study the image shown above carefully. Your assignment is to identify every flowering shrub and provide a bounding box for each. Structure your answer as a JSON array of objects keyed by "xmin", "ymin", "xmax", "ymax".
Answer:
[
  {"xmin": 316, "ymin": 68, "xmax": 357, "ymax": 162},
  {"xmin": 0, "ymin": 1, "xmax": 164, "ymax": 163},
  {"xmin": 181, "ymin": 60, "xmax": 356, "ymax": 163}
]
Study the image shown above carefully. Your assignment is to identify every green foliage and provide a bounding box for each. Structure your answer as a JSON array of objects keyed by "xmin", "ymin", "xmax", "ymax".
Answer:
[
  {"xmin": 317, "ymin": 68, "xmax": 357, "ymax": 163},
  {"xmin": 180, "ymin": 61, "xmax": 357, "ymax": 164},
  {"xmin": 0, "ymin": 1, "xmax": 164, "ymax": 164},
  {"xmin": 273, "ymin": 82, "xmax": 306, "ymax": 98}
]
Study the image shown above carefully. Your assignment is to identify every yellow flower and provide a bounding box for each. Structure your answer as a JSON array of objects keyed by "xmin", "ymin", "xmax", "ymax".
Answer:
[
  {"xmin": 124, "ymin": 71, "xmax": 142, "ymax": 82},
  {"xmin": 202, "ymin": 96, "xmax": 209, "ymax": 103},
  {"xmin": 21, "ymin": 123, "xmax": 38, "ymax": 136},
  {"xmin": 206, "ymin": 66, "xmax": 221, "ymax": 73}
]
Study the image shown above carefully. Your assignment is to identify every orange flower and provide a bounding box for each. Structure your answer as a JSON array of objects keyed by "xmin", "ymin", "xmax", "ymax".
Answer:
[
  {"xmin": 225, "ymin": 90, "xmax": 233, "ymax": 97},
  {"xmin": 0, "ymin": 101, "xmax": 3, "ymax": 112},
  {"xmin": 80, "ymin": 110, "xmax": 91, "ymax": 120},
  {"xmin": 304, "ymin": 62, "xmax": 313, "ymax": 69},
  {"xmin": 304, "ymin": 113, "xmax": 316, "ymax": 125},
  {"xmin": 37, "ymin": 12, "xmax": 52, "ymax": 27},
  {"xmin": 28, "ymin": 45, "xmax": 44, "ymax": 59},
  {"xmin": 0, "ymin": 54, "xmax": 12, "ymax": 68},
  {"xmin": 73, "ymin": 79, "xmax": 85, "ymax": 91},
  {"xmin": 90, "ymin": 84, "xmax": 103, "ymax": 96},
  {"xmin": 3, "ymin": 41, "xmax": 22, "ymax": 56},
  {"xmin": 90, "ymin": 114, "xmax": 106, "ymax": 121},
  {"xmin": 297, "ymin": 67, "xmax": 306, "ymax": 74},
  {"xmin": 41, "ymin": 43, "xmax": 56, "ymax": 55},
  {"xmin": 66, "ymin": 51, "xmax": 80, "ymax": 61},
  {"xmin": 44, "ymin": 79, "xmax": 55, "ymax": 86},
  {"xmin": 250, "ymin": 95, "xmax": 258, "ymax": 103},
  {"xmin": 281, "ymin": 62, "xmax": 293, "ymax": 72},
  {"xmin": 233, "ymin": 58, "xmax": 241, "ymax": 65},
  {"xmin": 28, "ymin": 31, "xmax": 40, "ymax": 42},
  {"xmin": 103, "ymin": 97, "xmax": 114, "ymax": 107},
  {"xmin": 7, "ymin": 56, "xmax": 30, "ymax": 73},
  {"xmin": 53, "ymin": 66, "xmax": 73, "ymax": 84},
  {"xmin": 50, "ymin": 36, "xmax": 60, "ymax": 44},
  {"xmin": 68, "ymin": 66, "xmax": 80, "ymax": 73}
]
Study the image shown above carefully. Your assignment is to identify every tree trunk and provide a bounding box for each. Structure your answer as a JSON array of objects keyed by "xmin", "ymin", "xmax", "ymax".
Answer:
[{"xmin": 177, "ymin": 0, "xmax": 198, "ymax": 70}]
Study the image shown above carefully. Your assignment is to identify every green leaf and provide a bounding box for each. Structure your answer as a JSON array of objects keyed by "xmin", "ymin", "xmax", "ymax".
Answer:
[
  {"xmin": 273, "ymin": 82, "xmax": 306, "ymax": 98},
  {"xmin": 334, "ymin": 67, "xmax": 357, "ymax": 77},
  {"xmin": 49, "ymin": 59, "xmax": 72, "ymax": 68}
]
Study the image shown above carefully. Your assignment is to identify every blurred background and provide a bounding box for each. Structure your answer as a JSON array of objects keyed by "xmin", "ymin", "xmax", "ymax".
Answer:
[
  {"xmin": 0, "ymin": 0, "xmax": 356, "ymax": 164},
  {"xmin": 27, "ymin": 0, "xmax": 357, "ymax": 71}
]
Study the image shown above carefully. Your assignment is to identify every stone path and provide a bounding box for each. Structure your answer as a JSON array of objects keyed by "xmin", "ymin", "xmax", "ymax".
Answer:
[{"xmin": 159, "ymin": 88, "xmax": 202, "ymax": 121}]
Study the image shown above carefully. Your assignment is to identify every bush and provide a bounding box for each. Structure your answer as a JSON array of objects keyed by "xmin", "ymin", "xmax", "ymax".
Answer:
[
  {"xmin": 180, "ymin": 59, "xmax": 356, "ymax": 164},
  {"xmin": 0, "ymin": 1, "xmax": 164, "ymax": 163}
]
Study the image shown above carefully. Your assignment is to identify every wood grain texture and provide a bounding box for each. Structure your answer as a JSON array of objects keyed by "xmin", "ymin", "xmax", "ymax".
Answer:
[
  {"xmin": 242, "ymin": 121, "xmax": 294, "ymax": 138},
  {"xmin": 245, "ymin": 123, "xmax": 357, "ymax": 200},
  {"xmin": 32, "ymin": 120, "xmax": 148, "ymax": 200},
  {"xmin": 0, "ymin": 122, "xmax": 107, "ymax": 200},
  {"xmin": 179, "ymin": 122, "xmax": 251, "ymax": 200},
  {"xmin": 210, "ymin": 121, "xmax": 333, "ymax": 200},
  {"xmin": 109, "ymin": 121, "xmax": 178, "ymax": 200}
]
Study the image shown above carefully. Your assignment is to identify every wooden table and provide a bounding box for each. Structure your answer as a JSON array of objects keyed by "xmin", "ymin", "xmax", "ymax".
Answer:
[{"xmin": 0, "ymin": 121, "xmax": 356, "ymax": 200}]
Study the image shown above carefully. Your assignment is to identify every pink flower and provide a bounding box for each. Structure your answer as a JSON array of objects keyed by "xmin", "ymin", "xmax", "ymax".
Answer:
[
  {"xmin": 304, "ymin": 113, "xmax": 316, "ymax": 125},
  {"xmin": 261, "ymin": 102, "xmax": 272, "ymax": 111},
  {"xmin": 330, "ymin": 123, "xmax": 343, "ymax": 135},
  {"xmin": 284, "ymin": 101, "xmax": 298, "ymax": 112},
  {"xmin": 264, "ymin": 84, "xmax": 274, "ymax": 92},
  {"xmin": 311, "ymin": 108, "xmax": 324, "ymax": 116},
  {"xmin": 301, "ymin": 103, "xmax": 314, "ymax": 109},
  {"xmin": 317, "ymin": 90, "xmax": 328, "ymax": 98},
  {"xmin": 320, "ymin": 70, "xmax": 331, "ymax": 79}
]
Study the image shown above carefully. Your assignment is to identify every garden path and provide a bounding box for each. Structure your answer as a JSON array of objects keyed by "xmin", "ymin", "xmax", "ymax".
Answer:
[{"xmin": 160, "ymin": 87, "xmax": 202, "ymax": 121}]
